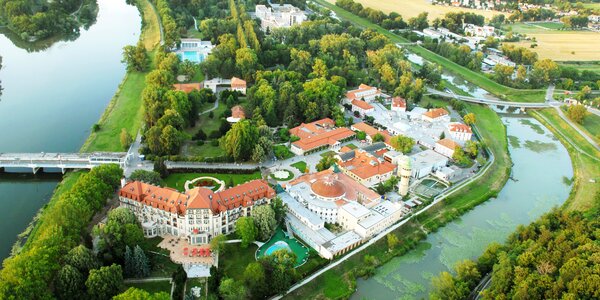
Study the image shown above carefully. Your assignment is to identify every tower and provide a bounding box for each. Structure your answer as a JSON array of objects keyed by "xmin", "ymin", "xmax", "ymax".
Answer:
[{"xmin": 398, "ymin": 155, "xmax": 411, "ymax": 197}]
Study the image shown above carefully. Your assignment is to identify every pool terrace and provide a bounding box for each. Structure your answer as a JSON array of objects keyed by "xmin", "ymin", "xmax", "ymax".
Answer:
[{"xmin": 255, "ymin": 227, "xmax": 310, "ymax": 267}]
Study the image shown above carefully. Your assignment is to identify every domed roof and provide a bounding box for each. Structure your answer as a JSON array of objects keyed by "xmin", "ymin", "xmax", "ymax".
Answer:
[{"xmin": 311, "ymin": 175, "xmax": 346, "ymax": 199}]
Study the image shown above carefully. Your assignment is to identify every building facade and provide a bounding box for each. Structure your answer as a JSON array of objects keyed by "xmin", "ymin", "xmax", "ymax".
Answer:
[{"xmin": 119, "ymin": 180, "xmax": 275, "ymax": 245}]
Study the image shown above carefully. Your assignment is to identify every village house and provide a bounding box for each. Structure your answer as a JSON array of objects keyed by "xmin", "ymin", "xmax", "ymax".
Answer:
[
  {"xmin": 119, "ymin": 180, "xmax": 275, "ymax": 245},
  {"xmin": 434, "ymin": 138, "xmax": 460, "ymax": 158},
  {"xmin": 289, "ymin": 118, "xmax": 356, "ymax": 155},
  {"xmin": 345, "ymin": 84, "xmax": 389, "ymax": 103},
  {"xmin": 336, "ymin": 146, "xmax": 397, "ymax": 188},
  {"xmin": 422, "ymin": 108, "xmax": 450, "ymax": 123},
  {"xmin": 351, "ymin": 99, "xmax": 374, "ymax": 117},
  {"xmin": 226, "ymin": 105, "xmax": 245, "ymax": 123},
  {"xmin": 447, "ymin": 122, "xmax": 473, "ymax": 142},
  {"xmin": 391, "ymin": 96, "xmax": 407, "ymax": 112}
]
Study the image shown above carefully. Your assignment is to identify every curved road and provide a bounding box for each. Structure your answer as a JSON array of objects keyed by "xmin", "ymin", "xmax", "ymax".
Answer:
[{"xmin": 425, "ymin": 88, "xmax": 553, "ymax": 108}]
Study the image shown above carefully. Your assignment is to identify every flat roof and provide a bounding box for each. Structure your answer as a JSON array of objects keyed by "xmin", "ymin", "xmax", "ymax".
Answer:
[
  {"xmin": 279, "ymin": 192, "xmax": 324, "ymax": 228},
  {"xmin": 340, "ymin": 202, "xmax": 371, "ymax": 219}
]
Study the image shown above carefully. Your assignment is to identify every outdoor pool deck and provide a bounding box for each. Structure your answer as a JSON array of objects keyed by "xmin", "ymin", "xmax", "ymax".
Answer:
[{"xmin": 255, "ymin": 228, "xmax": 310, "ymax": 267}]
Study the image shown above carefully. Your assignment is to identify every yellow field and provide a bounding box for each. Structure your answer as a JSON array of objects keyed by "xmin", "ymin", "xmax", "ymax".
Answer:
[
  {"xmin": 508, "ymin": 31, "xmax": 600, "ymax": 61},
  {"xmin": 327, "ymin": 0, "xmax": 504, "ymax": 20}
]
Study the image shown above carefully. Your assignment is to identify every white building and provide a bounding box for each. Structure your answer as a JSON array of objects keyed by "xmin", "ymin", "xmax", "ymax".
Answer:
[
  {"xmin": 409, "ymin": 149, "xmax": 449, "ymax": 179},
  {"xmin": 351, "ymin": 99, "xmax": 374, "ymax": 117},
  {"xmin": 434, "ymin": 138, "xmax": 460, "ymax": 158},
  {"xmin": 484, "ymin": 54, "xmax": 516, "ymax": 68},
  {"xmin": 203, "ymin": 77, "xmax": 247, "ymax": 95},
  {"xmin": 447, "ymin": 122, "xmax": 473, "ymax": 142},
  {"xmin": 423, "ymin": 108, "xmax": 450, "ymax": 123},
  {"xmin": 391, "ymin": 96, "xmax": 407, "ymax": 112},
  {"xmin": 435, "ymin": 166, "xmax": 456, "ymax": 182},
  {"xmin": 338, "ymin": 201, "xmax": 405, "ymax": 238},
  {"xmin": 175, "ymin": 39, "xmax": 214, "ymax": 63},
  {"xmin": 255, "ymin": 4, "xmax": 306, "ymax": 31},
  {"xmin": 119, "ymin": 180, "xmax": 275, "ymax": 245},
  {"xmin": 463, "ymin": 23, "xmax": 496, "ymax": 38},
  {"xmin": 345, "ymin": 84, "xmax": 389, "ymax": 103}
]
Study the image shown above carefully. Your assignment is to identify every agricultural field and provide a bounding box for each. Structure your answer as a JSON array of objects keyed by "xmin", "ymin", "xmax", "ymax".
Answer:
[
  {"xmin": 558, "ymin": 62, "xmax": 600, "ymax": 74},
  {"xmin": 327, "ymin": 0, "xmax": 504, "ymax": 19},
  {"xmin": 503, "ymin": 22, "xmax": 600, "ymax": 61}
]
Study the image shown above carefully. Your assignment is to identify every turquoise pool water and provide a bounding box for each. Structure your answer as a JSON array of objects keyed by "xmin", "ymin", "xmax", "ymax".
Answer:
[
  {"xmin": 178, "ymin": 51, "xmax": 201, "ymax": 63},
  {"xmin": 265, "ymin": 241, "xmax": 291, "ymax": 256}
]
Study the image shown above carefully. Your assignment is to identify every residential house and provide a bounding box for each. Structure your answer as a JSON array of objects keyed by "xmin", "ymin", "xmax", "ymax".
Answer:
[{"xmin": 289, "ymin": 118, "xmax": 356, "ymax": 155}]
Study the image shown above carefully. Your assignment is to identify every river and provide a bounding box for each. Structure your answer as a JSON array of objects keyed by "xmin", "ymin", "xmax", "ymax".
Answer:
[
  {"xmin": 0, "ymin": 0, "xmax": 141, "ymax": 261},
  {"xmin": 351, "ymin": 114, "xmax": 573, "ymax": 299}
]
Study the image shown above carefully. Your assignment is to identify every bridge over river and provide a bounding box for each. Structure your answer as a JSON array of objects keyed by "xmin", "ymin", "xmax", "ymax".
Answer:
[
  {"xmin": 425, "ymin": 87, "xmax": 554, "ymax": 109},
  {"xmin": 0, "ymin": 152, "xmax": 130, "ymax": 174}
]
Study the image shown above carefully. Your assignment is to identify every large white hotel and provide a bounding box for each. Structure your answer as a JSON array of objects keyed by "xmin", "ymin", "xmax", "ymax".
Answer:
[{"xmin": 119, "ymin": 180, "xmax": 275, "ymax": 245}]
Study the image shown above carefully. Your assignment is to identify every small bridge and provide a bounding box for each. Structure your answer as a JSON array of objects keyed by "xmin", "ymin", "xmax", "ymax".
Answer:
[
  {"xmin": 425, "ymin": 88, "xmax": 552, "ymax": 109},
  {"xmin": 0, "ymin": 152, "xmax": 130, "ymax": 174}
]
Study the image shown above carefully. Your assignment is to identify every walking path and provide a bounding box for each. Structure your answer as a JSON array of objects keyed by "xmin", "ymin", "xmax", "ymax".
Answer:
[
  {"xmin": 200, "ymin": 99, "xmax": 219, "ymax": 115},
  {"xmin": 124, "ymin": 277, "xmax": 171, "ymax": 283}
]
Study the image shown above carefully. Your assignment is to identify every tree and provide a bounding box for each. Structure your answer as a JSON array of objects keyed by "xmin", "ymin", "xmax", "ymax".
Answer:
[
  {"xmin": 55, "ymin": 265, "xmax": 85, "ymax": 300},
  {"xmin": 219, "ymin": 278, "xmax": 247, "ymax": 300},
  {"xmin": 430, "ymin": 271, "xmax": 466, "ymax": 300},
  {"xmin": 95, "ymin": 207, "xmax": 143, "ymax": 261},
  {"xmin": 530, "ymin": 59, "xmax": 560, "ymax": 86},
  {"xmin": 235, "ymin": 217, "xmax": 256, "ymax": 248},
  {"xmin": 452, "ymin": 147, "xmax": 471, "ymax": 167},
  {"xmin": 85, "ymin": 264, "xmax": 123, "ymax": 300},
  {"xmin": 390, "ymin": 135, "xmax": 415, "ymax": 154},
  {"xmin": 129, "ymin": 170, "xmax": 162, "ymax": 185},
  {"xmin": 113, "ymin": 288, "xmax": 170, "ymax": 300},
  {"xmin": 124, "ymin": 245, "xmax": 135, "ymax": 278},
  {"xmin": 236, "ymin": 48, "xmax": 260, "ymax": 82},
  {"xmin": 220, "ymin": 120, "xmax": 259, "ymax": 162},
  {"xmin": 209, "ymin": 234, "xmax": 227, "ymax": 255},
  {"xmin": 356, "ymin": 131, "xmax": 367, "ymax": 140},
  {"xmin": 244, "ymin": 262, "xmax": 267, "ymax": 298},
  {"xmin": 464, "ymin": 141, "xmax": 479, "ymax": 158},
  {"xmin": 63, "ymin": 245, "xmax": 100, "ymax": 275},
  {"xmin": 208, "ymin": 266, "xmax": 223, "ymax": 294},
  {"xmin": 120, "ymin": 128, "xmax": 133, "ymax": 150},
  {"xmin": 251, "ymin": 144, "xmax": 267, "ymax": 163},
  {"xmin": 372, "ymin": 133, "xmax": 385, "ymax": 142},
  {"xmin": 566, "ymin": 104, "xmax": 587, "ymax": 124},
  {"xmin": 316, "ymin": 155, "xmax": 338, "ymax": 171},
  {"xmin": 252, "ymin": 205, "xmax": 277, "ymax": 241},
  {"xmin": 122, "ymin": 41, "xmax": 148, "ymax": 72},
  {"xmin": 387, "ymin": 233, "xmax": 399, "ymax": 250},
  {"xmin": 454, "ymin": 260, "xmax": 481, "ymax": 288},
  {"xmin": 271, "ymin": 197, "xmax": 286, "ymax": 224},
  {"xmin": 310, "ymin": 58, "xmax": 328, "ymax": 78},
  {"xmin": 133, "ymin": 245, "xmax": 150, "ymax": 278},
  {"xmin": 463, "ymin": 113, "xmax": 476, "ymax": 125}
]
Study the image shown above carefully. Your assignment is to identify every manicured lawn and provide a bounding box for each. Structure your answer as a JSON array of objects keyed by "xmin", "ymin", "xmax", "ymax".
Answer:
[
  {"xmin": 270, "ymin": 169, "xmax": 294, "ymax": 181},
  {"xmin": 291, "ymin": 161, "xmax": 307, "ymax": 173},
  {"xmin": 220, "ymin": 243, "xmax": 258, "ymax": 281},
  {"xmin": 531, "ymin": 109, "xmax": 600, "ymax": 215},
  {"xmin": 137, "ymin": 0, "xmax": 161, "ymax": 50},
  {"xmin": 581, "ymin": 113, "xmax": 600, "ymax": 143},
  {"xmin": 346, "ymin": 143, "xmax": 357, "ymax": 149},
  {"xmin": 320, "ymin": 150, "xmax": 335, "ymax": 158},
  {"xmin": 125, "ymin": 280, "xmax": 172, "ymax": 294},
  {"xmin": 187, "ymin": 102, "xmax": 228, "ymax": 136},
  {"xmin": 162, "ymin": 172, "xmax": 262, "ymax": 192},
  {"xmin": 139, "ymin": 237, "xmax": 181, "ymax": 277},
  {"xmin": 183, "ymin": 142, "xmax": 223, "ymax": 158},
  {"xmin": 315, "ymin": 0, "xmax": 546, "ymax": 103}
]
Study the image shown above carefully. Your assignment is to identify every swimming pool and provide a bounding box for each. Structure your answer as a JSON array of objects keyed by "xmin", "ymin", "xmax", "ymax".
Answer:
[
  {"xmin": 178, "ymin": 51, "xmax": 202, "ymax": 63},
  {"xmin": 265, "ymin": 241, "xmax": 292, "ymax": 256}
]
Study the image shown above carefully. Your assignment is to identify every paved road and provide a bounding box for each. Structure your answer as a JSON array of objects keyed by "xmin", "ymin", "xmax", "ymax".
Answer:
[{"xmin": 165, "ymin": 161, "xmax": 260, "ymax": 171}]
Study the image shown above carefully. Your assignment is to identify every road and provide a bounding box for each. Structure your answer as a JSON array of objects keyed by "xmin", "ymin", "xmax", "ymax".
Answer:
[
  {"xmin": 426, "ymin": 88, "xmax": 552, "ymax": 108},
  {"xmin": 164, "ymin": 161, "xmax": 260, "ymax": 171}
]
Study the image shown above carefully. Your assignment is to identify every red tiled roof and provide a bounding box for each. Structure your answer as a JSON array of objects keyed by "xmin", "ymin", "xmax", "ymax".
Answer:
[
  {"xmin": 423, "ymin": 108, "xmax": 449, "ymax": 119},
  {"xmin": 173, "ymin": 83, "xmax": 203, "ymax": 93},
  {"xmin": 120, "ymin": 180, "xmax": 275, "ymax": 215},
  {"xmin": 289, "ymin": 118, "xmax": 355, "ymax": 151},
  {"xmin": 345, "ymin": 84, "xmax": 380, "ymax": 101},
  {"xmin": 338, "ymin": 150, "xmax": 396, "ymax": 179},
  {"xmin": 436, "ymin": 138, "xmax": 460, "ymax": 150},
  {"xmin": 231, "ymin": 77, "xmax": 246, "ymax": 88},
  {"xmin": 351, "ymin": 122, "xmax": 392, "ymax": 145},
  {"xmin": 449, "ymin": 123, "xmax": 472, "ymax": 133},
  {"xmin": 392, "ymin": 96, "xmax": 406, "ymax": 108},
  {"xmin": 231, "ymin": 105, "xmax": 245, "ymax": 119},
  {"xmin": 351, "ymin": 99, "xmax": 374, "ymax": 110}
]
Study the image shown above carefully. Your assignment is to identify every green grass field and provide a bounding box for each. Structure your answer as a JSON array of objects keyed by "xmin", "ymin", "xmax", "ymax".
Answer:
[
  {"xmin": 315, "ymin": 0, "xmax": 546, "ymax": 103},
  {"xmin": 219, "ymin": 243, "xmax": 259, "ymax": 281},
  {"xmin": 162, "ymin": 172, "xmax": 262, "ymax": 192},
  {"xmin": 187, "ymin": 102, "xmax": 228, "ymax": 137},
  {"xmin": 291, "ymin": 161, "xmax": 307, "ymax": 173},
  {"xmin": 558, "ymin": 62, "xmax": 600, "ymax": 74},
  {"xmin": 183, "ymin": 142, "xmax": 223, "ymax": 157},
  {"xmin": 81, "ymin": 0, "xmax": 161, "ymax": 152},
  {"xmin": 531, "ymin": 109, "xmax": 600, "ymax": 215}
]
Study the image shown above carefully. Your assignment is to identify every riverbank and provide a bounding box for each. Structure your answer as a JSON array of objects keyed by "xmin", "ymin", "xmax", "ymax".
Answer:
[
  {"xmin": 314, "ymin": 0, "xmax": 547, "ymax": 103},
  {"xmin": 80, "ymin": 0, "xmax": 161, "ymax": 152},
  {"xmin": 530, "ymin": 109, "xmax": 600, "ymax": 215}
]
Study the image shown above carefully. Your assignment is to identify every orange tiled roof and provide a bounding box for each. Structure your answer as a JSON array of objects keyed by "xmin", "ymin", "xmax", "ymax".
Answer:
[
  {"xmin": 338, "ymin": 150, "xmax": 396, "ymax": 179},
  {"xmin": 351, "ymin": 99, "xmax": 374, "ymax": 110},
  {"xmin": 231, "ymin": 77, "xmax": 246, "ymax": 88},
  {"xmin": 345, "ymin": 84, "xmax": 380, "ymax": 101},
  {"xmin": 289, "ymin": 118, "xmax": 355, "ymax": 151},
  {"xmin": 392, "ymin": 96, "xmax": 406, "ymax": 108},
  {"xmin": 436, "ymin": 138, "xmax": 460, "ymax": 150},
  {"xmin": 120, "ymin": 180, "xmax": 275, "ymax": 215},
  {"xmin": 423, "ymin": 108, "xmax": 449, "ymax": 119},
  {"xmin": 351, "ymin": 122, "xmax": 392, "ymax": 145},
  {"xmin": 173, "ymin": 83, "xmax": 203, "ymax": 93},
  {"xmin": 340, "ymin": 146, "xmax": 353, "ymax": 153},
  {"xmin": 449, "ymin": 123, "xmax": 472, "ymax": 133}
]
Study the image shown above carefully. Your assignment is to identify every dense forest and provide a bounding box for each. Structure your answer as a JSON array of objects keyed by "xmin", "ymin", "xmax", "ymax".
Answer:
[
  {"xmin": 0, "ymin": 0, "xmax": 98, "ymax": 41},
  {"xmin": 430, "ymin": 207, "xmax": 600, "ymax": 299}
]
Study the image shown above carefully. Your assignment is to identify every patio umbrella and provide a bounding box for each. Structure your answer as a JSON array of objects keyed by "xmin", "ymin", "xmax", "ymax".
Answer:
[{"xmin": 183, "ymin": 248, "xmax": 189, "ymax": 256}]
